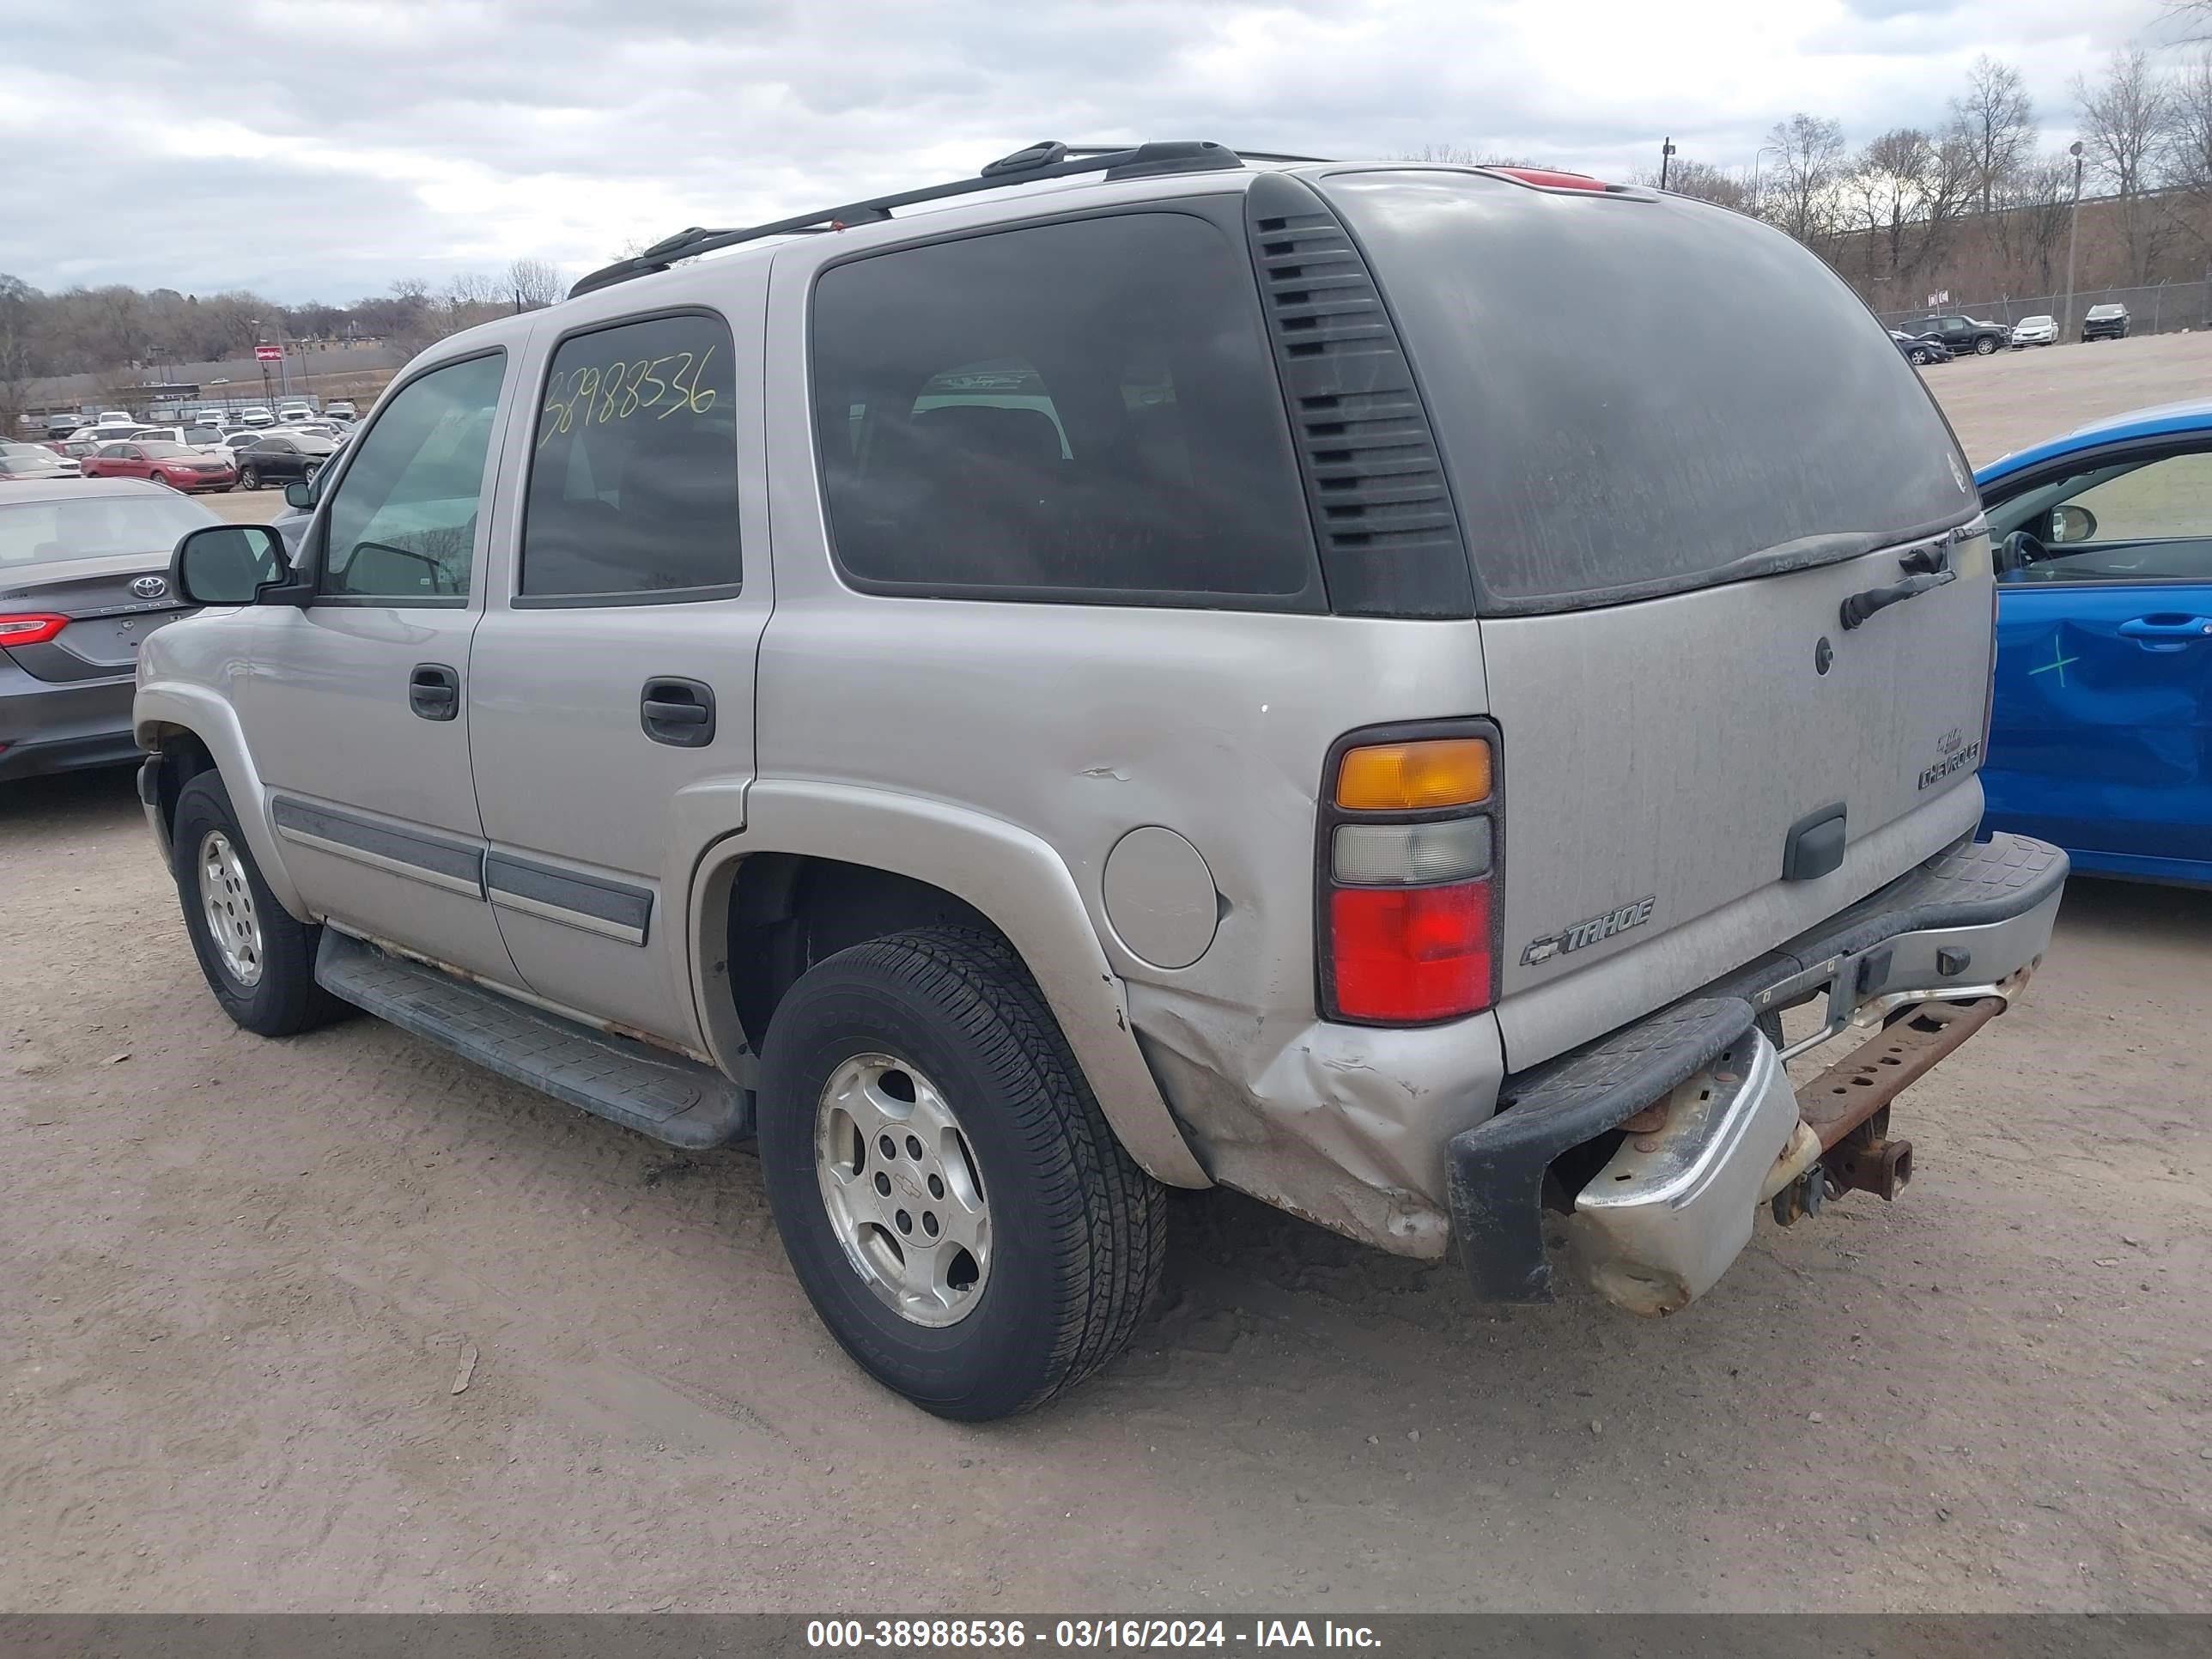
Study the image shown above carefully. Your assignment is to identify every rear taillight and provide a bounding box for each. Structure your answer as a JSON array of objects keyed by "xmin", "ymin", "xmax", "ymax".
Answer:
[
  {"xmin": 1318, "ymin": 725, "xmax": 1500, "ymax": 1025},
  {"xmin": 0, "ymin": 614, "xmax": 68, "ymax": 647}
]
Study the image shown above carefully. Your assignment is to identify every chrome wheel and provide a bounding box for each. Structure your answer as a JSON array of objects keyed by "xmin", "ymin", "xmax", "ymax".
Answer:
[
  {"xmin": 197, "ymin": 829, "xmax": 263, "ymax": 988},
  {"xmin": 814, "ymin": 1053, "xmax": 991, "ymax": 1328}
]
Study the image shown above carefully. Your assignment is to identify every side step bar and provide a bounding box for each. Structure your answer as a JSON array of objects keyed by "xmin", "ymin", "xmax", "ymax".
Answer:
[{"xmin": 314, "ymin": 931, "xmax": 752, "ymax": 1149}]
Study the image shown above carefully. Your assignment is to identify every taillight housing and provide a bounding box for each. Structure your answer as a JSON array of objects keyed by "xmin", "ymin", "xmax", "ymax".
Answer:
[
  {"xmin": 1317, "ymin": 721, "xmax": 1502, "ymax": 1025},
  {"xmin": 0, "ymin": 613, "xmax": 69, "ymax": 647}
]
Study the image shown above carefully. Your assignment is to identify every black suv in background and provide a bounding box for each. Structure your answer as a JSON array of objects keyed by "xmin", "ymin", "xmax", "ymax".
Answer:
[
  {"xmin": 2081, "ymin": 304, "xmax": 2130, "ymax": 341},
  {"xmin": 1905, "ymin": 314, "xmax": 2011, "ymax": 356}
]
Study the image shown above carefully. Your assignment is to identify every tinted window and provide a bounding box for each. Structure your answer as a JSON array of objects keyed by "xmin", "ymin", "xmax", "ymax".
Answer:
[
  {"xmin": 811, "ymin": 212, "xmax": 1317, "ymax": 605},
  {"xmin": 319, "ymin": 351, "xmax": 504, "ymax": 601},
  {"xmin": 1320, "ymin": 172, "xmax": 1975, "ymax": 611},
  {"xmin": 0, "ymin": 493, "xmax": 216, "ymax": 566},
  {"xmin": 520, "ymin": 311, "xmax": 738, "ymax": 598}
]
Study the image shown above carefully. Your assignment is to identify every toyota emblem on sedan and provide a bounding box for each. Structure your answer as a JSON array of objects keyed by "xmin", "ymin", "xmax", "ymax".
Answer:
[{"xmin": 131, "ymin": 575, "xmax": 167, "ymax": 599}]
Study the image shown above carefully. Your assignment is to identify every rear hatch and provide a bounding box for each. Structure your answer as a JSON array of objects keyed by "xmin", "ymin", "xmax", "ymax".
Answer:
[
  {"xmin": 1318, "ymin": 170, "xmax": 1990, "ymax": 1067},
  {"xmin": 0, "ymin": 495, "xmax": 214, "ymax": 681}
]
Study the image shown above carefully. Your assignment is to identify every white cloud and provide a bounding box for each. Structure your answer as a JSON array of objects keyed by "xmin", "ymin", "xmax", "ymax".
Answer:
[{"xmin": 0, "ymin": 0, "xmax": 2175, "ymax": 300}]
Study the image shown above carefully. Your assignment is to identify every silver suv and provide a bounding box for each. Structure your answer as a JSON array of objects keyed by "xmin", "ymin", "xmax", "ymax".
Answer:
[{"xmin": 137, "ymin": 142, "xmax": 2066, "ymax": 1419}]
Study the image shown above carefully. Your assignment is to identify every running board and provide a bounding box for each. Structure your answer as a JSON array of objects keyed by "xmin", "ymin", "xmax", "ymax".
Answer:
[{"xmin": 314, "ymin": 932, "xmax": 752, "ymax": 1149}]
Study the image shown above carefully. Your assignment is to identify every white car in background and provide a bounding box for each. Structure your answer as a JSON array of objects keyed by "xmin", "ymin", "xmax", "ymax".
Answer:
[
  {"xmin": 237, "ymin": 406, "xmax": 275, "ymax": 427},
  {"xmin": 276, "ymin": 404, "xmax": 315, "ymax": 424},
  {"xmin": 2009, "ymin": 315, "xmax": 2057, "ymax": 347}
]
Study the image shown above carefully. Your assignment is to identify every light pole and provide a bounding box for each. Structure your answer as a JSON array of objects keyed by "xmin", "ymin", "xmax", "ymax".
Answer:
[
  {"xmin": 1659, "ymin": 137, "xmax": 1676, "ymax": 191},
  {"xmin": 2061, "ymin": 140, "xmax": 2085, "ymax": 343}
]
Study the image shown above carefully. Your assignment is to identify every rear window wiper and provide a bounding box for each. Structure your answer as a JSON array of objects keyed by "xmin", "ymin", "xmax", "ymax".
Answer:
[{"xmin": 1838, "ymin": 538, "xmax": 1956, "ymax": 630}]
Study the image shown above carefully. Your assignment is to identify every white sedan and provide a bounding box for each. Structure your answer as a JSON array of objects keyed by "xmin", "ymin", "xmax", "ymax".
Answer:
[{"xmin": 2009, "ymin": 315, "xmax": 2057, "ymax": 348}]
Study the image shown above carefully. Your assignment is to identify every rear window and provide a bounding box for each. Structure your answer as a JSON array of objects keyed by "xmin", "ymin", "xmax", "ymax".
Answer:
[
  {"xmin": 1318, "ymin": 170, "xmax": 1976, "ymax": 611},
  {"xmin": 0, "ymin": 494, "xmax": 216, "ymax": 567},
  {"xmin": 810, "ymin": 211, "xmax": 1320, "ymax": 607}
]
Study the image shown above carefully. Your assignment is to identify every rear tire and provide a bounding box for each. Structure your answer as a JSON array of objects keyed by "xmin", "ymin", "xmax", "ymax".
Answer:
[
  {"xmin": 172, "ymin": 771, "xmax": 347, "ymax": 1038},
  {"xmin": 757, "ymin": 927, "xmax": 1166, "ymax": 1420}
]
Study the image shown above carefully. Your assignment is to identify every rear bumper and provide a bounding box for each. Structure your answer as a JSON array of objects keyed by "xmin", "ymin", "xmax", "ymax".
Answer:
[
  {"xmin": 1446, "ymin": 831, "xmax": 2067, "ymax": 1308},
  {"xmin": 0, "ymin": 668, "xmax": 137, "ymax": 782}
]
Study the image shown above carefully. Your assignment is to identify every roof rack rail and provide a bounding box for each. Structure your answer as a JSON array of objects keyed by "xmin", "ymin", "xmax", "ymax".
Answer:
[{"xmin": 568, "ymin": 139, "xmax": 1265, "ymax": 299}]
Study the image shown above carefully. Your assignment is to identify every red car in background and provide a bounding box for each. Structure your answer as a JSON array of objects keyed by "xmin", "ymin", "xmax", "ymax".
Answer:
[{"xmin": 79, "ymin": 440, "xmax": 237, "ymax": 493}]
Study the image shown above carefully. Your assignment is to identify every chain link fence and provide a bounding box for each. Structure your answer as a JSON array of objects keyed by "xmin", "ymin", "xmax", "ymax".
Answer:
[{"xmin": 1875, "ymin": 281, "xmax": 2212, "ymax": 339}]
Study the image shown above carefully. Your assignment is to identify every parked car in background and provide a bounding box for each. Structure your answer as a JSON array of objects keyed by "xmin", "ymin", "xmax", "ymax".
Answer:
[
  {"xmin": 93, "ymin": 410, "xmax": 135, "ymax": 428},
  {"xmin": 2081, "ymin": 304, "xmax": 2130, "ymax": 342},
  {"xmin": 1890, "ymin": 329, "xmax": 1949, "ymax": 366},
  {"xmin": 49, "ymin": 436, "xmax": 112, "ymax": 465},
  {"xmin": 232, "ymin": 431, "xmax": 335, "ymax": 490},
  {"xmin": 1906, "ymin": 313, "xmax": 2011, "ymax": 356},
  {"xmin": 80, "ymin": 441, "xmax": 238, "ymax": 493},
  {"xmin": 276, "ymin": 404, "xmax": 316, "ymax": 425},
  {"xmin": 237, "ymin": 406, "xmax": 275, "ymax": 427},
  {"xmin": 0, "ymin": 477, "xmax": 218, "ymax": 781},
  {"xmin": 0, "ymin": 444, "xmax": 82, "ymax": 481},
  {"xmin": 2009, "ymin": 315, "xmax": 2058, "ymax": 348},
  {"xmin": 323, "ymin": 400, "xmax": 358, "ymax": 422},
  {"xmin": 1978, "ymin": 398, "xmax": 2212, "ymax": 886}
]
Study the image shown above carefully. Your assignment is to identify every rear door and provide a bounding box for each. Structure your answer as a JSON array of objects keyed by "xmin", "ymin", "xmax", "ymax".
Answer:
[
  {"xmin": 466, "ymin": 283, "xmax": 768, "ymax": 1048},
  {"xmin": 1316, "ymin": 170, "xmax": 1989, "ymax": 1065},
  {"xmin": 1984, "ymin": 442, "xmax": 2212, "ymax": 877},
  {"xmin": 239, "ymin": 347, "xmax": 521, "ymax": 985}
]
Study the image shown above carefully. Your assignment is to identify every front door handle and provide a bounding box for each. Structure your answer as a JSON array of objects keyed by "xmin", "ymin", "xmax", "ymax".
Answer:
[
  {"xmin": 641, "ymin": 677, "xmax": 715, "ymax": 747},
  {"xmin": 410, "ymin": 662, "xmax": 460, "ymax": 721},
  {"xmin": 2117, "ymin": 616, "xmax": 2212, "ymax": 651}
]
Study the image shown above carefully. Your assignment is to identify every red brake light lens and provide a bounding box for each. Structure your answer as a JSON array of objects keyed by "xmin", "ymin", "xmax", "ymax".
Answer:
[
  {"xmin": 1328, "ymin": 881, "xmax": 1492, "ymax": 1024},
  {"xmin": 1486, "ymin": 167, "xmax": 1611, "ymax": 192},
  {"xmin": 0, "ymin": 613, "xmax": 69, "ymax": 647}
]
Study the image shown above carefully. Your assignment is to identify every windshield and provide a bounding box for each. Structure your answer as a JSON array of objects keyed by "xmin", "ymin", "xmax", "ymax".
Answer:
[
  {"xmin": 2020, "ymin": 316, "xmax": 2054, "ymax": 327},
  {"xmin": 1318, "ymin": 169, "xmax": 1976, "ymax": 611},
  {"xmin": 0, "ymin": 493, "xmax": 216, "ymax": 566},
  {"xmin": 0, "ymin": 453, "xmax": 65, "ymax": 472},
  {"xmin": 140, "ymin": 442, "xmax": 191, "ymax": 458}
]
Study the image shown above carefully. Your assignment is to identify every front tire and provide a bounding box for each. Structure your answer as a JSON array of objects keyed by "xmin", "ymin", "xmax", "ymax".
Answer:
[
  {"xmin": 171, "ymin": 771, "xmax": 347, "ymax": 1037},
  {"xmin": 240, "ymin": 465, "xmax": 261, "ymax": 489},
  {"xmin": 757, "ymin": 927, "xmax": 1166, "ymax": 1420},
  {"xmin": 1975, "ymin": 336, "xmax": 1997, "ymax": 355}
]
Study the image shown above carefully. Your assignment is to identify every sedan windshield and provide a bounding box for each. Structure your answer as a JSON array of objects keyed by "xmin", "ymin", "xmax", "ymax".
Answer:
[
  {"xmin": 140, "ymin": 442, "xmax": 192, "ymax": 459},
  {"xmin": 0, "ymin": 493, "xmax": 216, "ymax": 566}
]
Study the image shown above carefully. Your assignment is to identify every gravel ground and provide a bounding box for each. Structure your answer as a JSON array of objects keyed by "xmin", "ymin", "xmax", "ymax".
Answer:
[{"xmin": 3, "ymin": 334, "xmax": 2208, "ymax": 1614}]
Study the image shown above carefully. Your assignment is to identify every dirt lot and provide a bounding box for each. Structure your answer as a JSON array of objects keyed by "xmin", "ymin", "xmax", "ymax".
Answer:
[{"xmin": 4, "ymin": 336, "xmax": 2209, "ymax": 1614}]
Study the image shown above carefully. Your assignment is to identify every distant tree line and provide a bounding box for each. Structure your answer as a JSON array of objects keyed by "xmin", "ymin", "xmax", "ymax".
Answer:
[
  {"xmin": 0, "ymin": 258, "xmax": 567, "ymax": 433},
  {"xmin": 1419, "ymin": 48, "xmax": 2212, "ymax": 310}
]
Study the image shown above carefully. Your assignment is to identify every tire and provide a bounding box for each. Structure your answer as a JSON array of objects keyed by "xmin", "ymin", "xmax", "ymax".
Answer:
[
  {"xmin": 240, "ymin": 466, "xmax": 260, "ymax": 489},
  {"xmin": 1910, "ymin": 348, "xmax": 1931, "ymax": 366},
  {"xmin": 171, "ymin": 771, "xmax": 348, "ymax": 1037},
  {"xmin": 1974, "ymin": 336, "xmax": 1997, "ymax": 355},
  {"xmin": 757, "ymin": 927, "xmax": 1167, "ymax": 1420}
]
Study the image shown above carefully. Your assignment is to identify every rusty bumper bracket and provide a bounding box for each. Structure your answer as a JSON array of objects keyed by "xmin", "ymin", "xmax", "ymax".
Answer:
[{"xmin": 1797, "ymin": 994, "xmax": 2005, "ymax": 1152}]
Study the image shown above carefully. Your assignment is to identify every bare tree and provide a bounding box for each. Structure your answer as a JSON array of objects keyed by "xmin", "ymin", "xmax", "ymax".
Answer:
[
  {"xmin": 507, "ymin": 257, "xmax": 565, "ymax": 311},
  {"xmin": 2166, "ymin": 49, "xmax": 2212, "ymax": 255},
  {"xmin": 1638, "ymin": 157, "xmax": 1754, "ymax": 212},
  {"xmin": 1760, "ymin": 112, "xmax": 1848, "ymax": 254},
  {"xmin": 2075, "ymin": 50, "xmax": 2175, "ymax": 282},
  {"xmin": 1948, "ymin": 56, "xmax": 2036, "ymax": 217},
  {"xmin": 1390, "ymin": 144, "xmax": 1539, "ymax": 167},
  {"xmin": 0, "ymin": 274, "xmax": 43, "ymax": 436},
  {"xmin": 1991, "ymin": 155, "xmax": 2079, "ymax": 289}
]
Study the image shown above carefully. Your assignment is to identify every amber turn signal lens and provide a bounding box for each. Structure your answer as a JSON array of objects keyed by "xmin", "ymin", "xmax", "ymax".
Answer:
[{"xmin": 1335, "ymin": 738, "xmax": 1492, "ymax": 811}]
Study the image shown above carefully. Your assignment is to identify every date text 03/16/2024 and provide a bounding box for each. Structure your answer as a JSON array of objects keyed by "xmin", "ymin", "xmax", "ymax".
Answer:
[{"xmin": 805, "ymin": 1619, "xmax": 1383, "ymax": 1650}]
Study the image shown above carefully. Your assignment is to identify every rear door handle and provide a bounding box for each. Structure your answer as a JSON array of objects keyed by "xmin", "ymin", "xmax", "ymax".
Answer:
[
  {"xmin": 409, "ymin": 662, "xmax": 459, "ymax": 720},
  {"xmin": 641, "ymin": 677, "xmax": 715, "ymax": 747},
  {"xmin": 2117, "ymin": 616, "xmax": 2212, "ymax": 650}
]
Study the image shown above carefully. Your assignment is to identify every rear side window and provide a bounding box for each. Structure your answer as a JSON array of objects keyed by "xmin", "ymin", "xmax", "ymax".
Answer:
[
  {"xmin": 810, "ymin": 212, "xmax": 1320, "ymax": 606},
  {"xmin": 1319, "ymin": 170, "xmax": 1977, "ymax": 611},
  {"xmin": 521, "ymin": 311, "xmax": 739, "ymax": 600}
]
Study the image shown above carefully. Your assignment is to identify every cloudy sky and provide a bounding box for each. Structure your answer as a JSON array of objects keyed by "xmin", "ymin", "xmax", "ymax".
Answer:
[{"xmin": 0, "ymin": 0, "xmax": 2184, "ymax": 303}]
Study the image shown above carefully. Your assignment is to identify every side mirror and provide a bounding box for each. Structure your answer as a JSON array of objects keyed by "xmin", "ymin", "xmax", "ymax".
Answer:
[
  {"xmin": 284, "ymin": 478, "xmax": 317, "ymax": 510},
  {"xmin": 2050, "ymin": 503, "xmax": 2097, "ymax": 544},
  {"xmin": 170, "ymin": 524, "xmax": 290, "ymax": 605}
]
